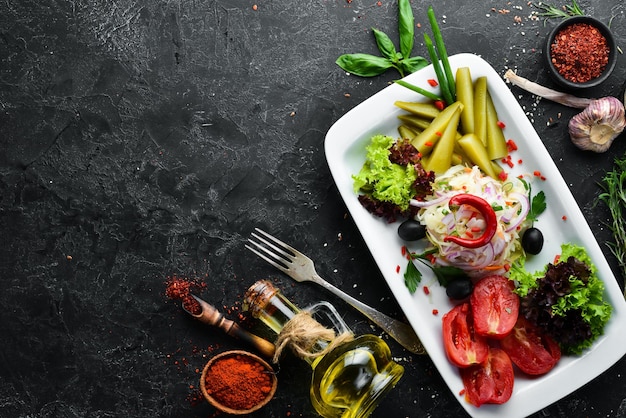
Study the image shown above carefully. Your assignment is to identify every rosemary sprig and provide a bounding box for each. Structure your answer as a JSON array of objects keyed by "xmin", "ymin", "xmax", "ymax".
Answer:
[
  {"xmin": 532, "ymin": 0, "xmax": 584, "ymax": 22},
  {"xmin": 598, "ymin": 155, "xmax": 626, "ymax": 298}
]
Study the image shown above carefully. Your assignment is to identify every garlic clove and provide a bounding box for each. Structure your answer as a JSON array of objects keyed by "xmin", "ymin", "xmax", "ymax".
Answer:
[{"xmin": 568, "ymin": 97, "xmax": 626, "ymax": 152}]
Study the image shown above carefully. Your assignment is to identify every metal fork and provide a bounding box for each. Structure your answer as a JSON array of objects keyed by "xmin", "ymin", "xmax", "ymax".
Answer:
[{"xmin": 245, "ymin": 227, "xmax": 425, "ymax": 354}]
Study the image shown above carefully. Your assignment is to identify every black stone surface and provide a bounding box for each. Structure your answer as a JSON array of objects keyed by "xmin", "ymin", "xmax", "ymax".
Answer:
[{"xmin": 1, "ymin": 1, "xmax": 625, "ymax": 417}]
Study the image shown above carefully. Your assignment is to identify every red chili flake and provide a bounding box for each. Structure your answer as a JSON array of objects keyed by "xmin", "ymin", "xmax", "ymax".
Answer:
[
  {"xmin": 498, "ymin": 171, "xmax": 508, "ymax": 181},
  {"xmin": 432, "ymin": 309, "xmax": 439, "ymax": 315},
  {"xmin": 401, "ymin": 245, "xmax": 407, "ymax": 256},
  {"xmin": 465, "ymin": 231, "xmax": 474, "ymax": 238},
  {"xmin": 562, "ymin": 215, "xmax": 567, "ymax": 221},
  {"xmin": 497, "ymin": 120, "xmax": 506, "ymax": 129},
  {"xmin": 165, "ymin": 275, "xmax": 207, "ymax": 315},
  {"xmin": 504, "ymin": 263, "xmax": 510, "ymax": 272},
  {"xmin": 396, "ymin": 265, "xmax": 401, "ymax": 273},
  {"xmin": 470, "ymin": 226, "xmax": 481, "ymax": 233},
  {"xmin": 459, "ymin": 389, "xmax": 466, "ymax": 396},
  {"xmin": 427, "ymin": 78, "xmax": 438, "ymax": 87},
  {"xmin": 551, "ymin": 22, "xmax": 609, "ymax": 83},
  {"xmin": 435, "ymin": 131, "xmax": 443, "ymax": 137},
  {"xmin": 425, "ymin": 141, "xmax": 434, "ymax": 147},
  {"xmin": 517, "ymin": 159, "xmax": 523, "ymax": 164},
  {"xmin": 533, "ymin": 170, "xmax": 542, "ymax": 177},
  {"xmin": 427, "ymin": 253, "xmax": 436, "ymax": 264},
  {"xmin": 423, "ymin": 286, "xmax": 430, "ymax": 295},
  {"xmin": 540, "ymin": 175, "xmax": 547, "ymax": 181},
  {"xmin": 554, "ymin": 254, "xmax": 561, "ymax": 264},
  {"xmin": 434, "ymin": 100, "xmax": 445, "ymax": 110},
  {"xmin": 506, "ymin": 139, "xmax": 518, "ymax": 151}
]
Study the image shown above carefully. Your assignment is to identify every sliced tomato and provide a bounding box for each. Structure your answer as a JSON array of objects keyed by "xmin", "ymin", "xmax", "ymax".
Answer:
[
  {"xmin": 501, "ymin": 316, "xmax": 561, "ymax": 375},
  {"xmin": 442, "ymin": 302, "xmax": 489, "ymax": 368},
  {"xmin": 470, "ymin": 275, "xmax": 519, "ymax": 339},
  {"xmin": 461, "ymin": 347, "xmax": 514, "ymax": 407}
]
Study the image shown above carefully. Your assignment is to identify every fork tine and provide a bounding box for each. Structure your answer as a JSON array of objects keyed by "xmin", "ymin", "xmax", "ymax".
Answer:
[
  {"xmin": 245, "ymin": 242, "xmax": 291, "ymax": 275},
  {"xmin": 252, "ymin": 228, "xmax": 299, "ymax": 257},
  {"xmin": 246, "ymin": 228, "xmax": 300, "ymax": 273}
]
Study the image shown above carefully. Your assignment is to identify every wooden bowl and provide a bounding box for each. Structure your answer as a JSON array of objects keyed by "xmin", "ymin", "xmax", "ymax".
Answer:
[{"xmin": 200, "ymin": 350, "xmax": 277, "ymax": 415}]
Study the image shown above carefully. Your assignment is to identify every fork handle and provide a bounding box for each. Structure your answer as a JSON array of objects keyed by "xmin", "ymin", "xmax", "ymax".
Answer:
[{"xmin": 309, "ymin": 273, "xmax": 425, "ymax": 354}]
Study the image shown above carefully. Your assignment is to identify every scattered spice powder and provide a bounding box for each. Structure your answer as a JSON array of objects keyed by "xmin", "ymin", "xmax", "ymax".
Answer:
[
  {"xmin": 165, "ymin": 275, "xmax": 207, "ymax": 315},
  {"xmin": 550, "ymin": 23, "xmax": 609, "ymax": 83},
  {"xmin": 205, "ymin": 354, "xmax": 273, "ymax": 411}
]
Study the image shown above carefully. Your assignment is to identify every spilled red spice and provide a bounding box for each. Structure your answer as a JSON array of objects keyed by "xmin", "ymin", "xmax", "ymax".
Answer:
[
  {"xmin": 550, "ymin": 22, "xmax": 609, "ymax": 83},
  {"xmin": 165, "ymin": 275, "xmax": 207, "ymax": 315}
]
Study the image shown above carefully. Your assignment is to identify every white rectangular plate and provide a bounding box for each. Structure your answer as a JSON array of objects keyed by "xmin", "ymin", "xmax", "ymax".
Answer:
[{"xmin": 325, "ymin": 53, "xmax": 626, "ymax": 418}]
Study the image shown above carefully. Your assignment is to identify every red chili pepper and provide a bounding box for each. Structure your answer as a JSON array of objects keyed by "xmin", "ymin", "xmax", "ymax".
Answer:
[
  {"xmin": 427, "ymin": 78, "xmax": 438, "ymax": 87},
  {"xmin": 434, "ymin": 100, "xmax": 445, "ymax": 110},
  {"xmin": 444, "ymin": 194, "xmax": 498, "ymax": 249}
]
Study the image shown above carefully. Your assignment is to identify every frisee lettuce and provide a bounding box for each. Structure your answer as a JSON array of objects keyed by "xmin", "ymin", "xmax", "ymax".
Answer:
[{"xmin": 353, "ymin": 135, "xmax": 418, "ymax": 210}]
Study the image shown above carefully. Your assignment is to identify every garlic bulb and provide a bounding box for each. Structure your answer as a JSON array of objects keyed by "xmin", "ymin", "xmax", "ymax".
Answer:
[{"xmin": 568, "ymin": 97, "xmax": 626, "ymax": 153}]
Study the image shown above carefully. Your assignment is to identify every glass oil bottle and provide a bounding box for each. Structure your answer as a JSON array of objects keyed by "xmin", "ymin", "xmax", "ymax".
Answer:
[{"xmin": 243, "ymin": 280, "xmax": 404, "ymax": 418}]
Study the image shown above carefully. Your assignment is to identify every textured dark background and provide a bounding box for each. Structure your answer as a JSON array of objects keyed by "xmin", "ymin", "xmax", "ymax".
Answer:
[{"xmin": 1, "ymin": 0, "xmax": 625, "ymax": 417}]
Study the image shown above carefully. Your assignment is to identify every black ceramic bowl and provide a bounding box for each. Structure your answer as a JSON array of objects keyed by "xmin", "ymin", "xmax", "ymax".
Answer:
[{"xmin": 544, "ymin": 16, "xmax": 617, "ymax": 90}]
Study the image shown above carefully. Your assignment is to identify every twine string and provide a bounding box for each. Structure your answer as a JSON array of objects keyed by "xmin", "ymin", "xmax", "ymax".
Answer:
[{"xmin": 272, "ymin": 311, "xmax": 354, "ymax": 363}]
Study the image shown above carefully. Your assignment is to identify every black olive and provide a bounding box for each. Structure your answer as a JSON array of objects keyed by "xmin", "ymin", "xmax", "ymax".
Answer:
[
  {"xmin": 446, "ymin": 278, "xmax": 473, "ymax": 300},
  {"xmin": 522, "ymin": 227, "xmax": 544, "ymax": 255},
  {"xmin": 398, "ymin": 219, "xmax": 426, "ymax": 241}
]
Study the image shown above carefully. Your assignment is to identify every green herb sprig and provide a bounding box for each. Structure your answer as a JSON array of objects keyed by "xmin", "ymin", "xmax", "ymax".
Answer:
[
  {"xmin": 527, "ymin": 189, "xmax": 547, "ymax": 224},
  {"xmin": 598, "ymin": 155, "xmax": 626, "ymax": 297},
  {"xmin": 336, "ymin": 0, "xmax": 427, "ymax": 77},
  {"xmin": 532, "ymin": 0, "xmax": 584, "ymax": 23},
  {"xmin": 404, "ymin": 248, "xmax": 466, "ymax": 293}
]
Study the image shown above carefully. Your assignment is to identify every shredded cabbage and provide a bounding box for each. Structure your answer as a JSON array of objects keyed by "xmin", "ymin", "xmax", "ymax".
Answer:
[{"xmin": 412, "ymin": 165, "xmax": 531, "ymax": 277}]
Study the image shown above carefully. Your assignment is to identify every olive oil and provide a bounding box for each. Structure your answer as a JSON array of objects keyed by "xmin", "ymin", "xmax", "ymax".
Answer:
[{"xmin": 244, "ymin": 280, "xmax": 404, "ymax": 418}]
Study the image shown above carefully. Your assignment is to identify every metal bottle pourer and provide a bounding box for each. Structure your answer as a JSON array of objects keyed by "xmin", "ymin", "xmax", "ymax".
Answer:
[{"xmin": 182, "ymin": 294, "xmax": 276, "ymax": 359}]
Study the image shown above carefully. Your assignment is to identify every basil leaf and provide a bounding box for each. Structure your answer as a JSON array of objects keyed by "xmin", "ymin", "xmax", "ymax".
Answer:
[
  {"xmin": 398, "ymin": 0, "xmax": 415, "ymax": 59},
  {"xmin": 335, "ymin": 53, "xmax": 393, "ymax": 77},
  {"xmin": 372, "ymin": 28, "xmax": 398, "ymax": 61},
  {"xmin": 398, "ymin": 56, "xmax": 428, "ymax": 75}
]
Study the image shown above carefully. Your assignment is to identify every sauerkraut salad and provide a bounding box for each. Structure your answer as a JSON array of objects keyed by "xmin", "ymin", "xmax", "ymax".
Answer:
[{"xmin": 411, "ymin": 165, "xmax": 531, "ymax": 277}]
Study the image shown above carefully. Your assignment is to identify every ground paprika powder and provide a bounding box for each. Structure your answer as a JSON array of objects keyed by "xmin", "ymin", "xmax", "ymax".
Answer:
[
  {"xmin": 550, "ymin": 22, "xmax": 609, "ymax": 83},
  {"xmin": 203, "ymin": 352, "xmax": 275, "ymax": 411}
]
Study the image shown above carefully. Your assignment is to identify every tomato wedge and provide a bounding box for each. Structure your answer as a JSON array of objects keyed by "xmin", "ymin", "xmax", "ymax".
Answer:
[
  {"xmin": 470, "ymin": 275, "xmax": 519, "ymax": 339},
  {"xmin": 461, "ymin": 347, "xmax": 514, "ymax": 407},
  {"xmin": 501, "ymin": 316, "xmax": 561, "ymax": 375},
  {"xmin": 442, "ymin": 302, "xmax": 489, "ymax": 368}
]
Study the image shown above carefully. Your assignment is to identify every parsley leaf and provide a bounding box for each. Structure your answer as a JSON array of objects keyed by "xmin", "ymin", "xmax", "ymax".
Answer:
[
  {"xmin": 402, "ymin": 248, "xmax": 468, "ymax": 293},
  {"xmin": 404, "ymin": 259, "xmax": 422, "ymax": 293},
  {"xmin": 527, "ymin": 190, "xmax": 547, "ymax": 223}
]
